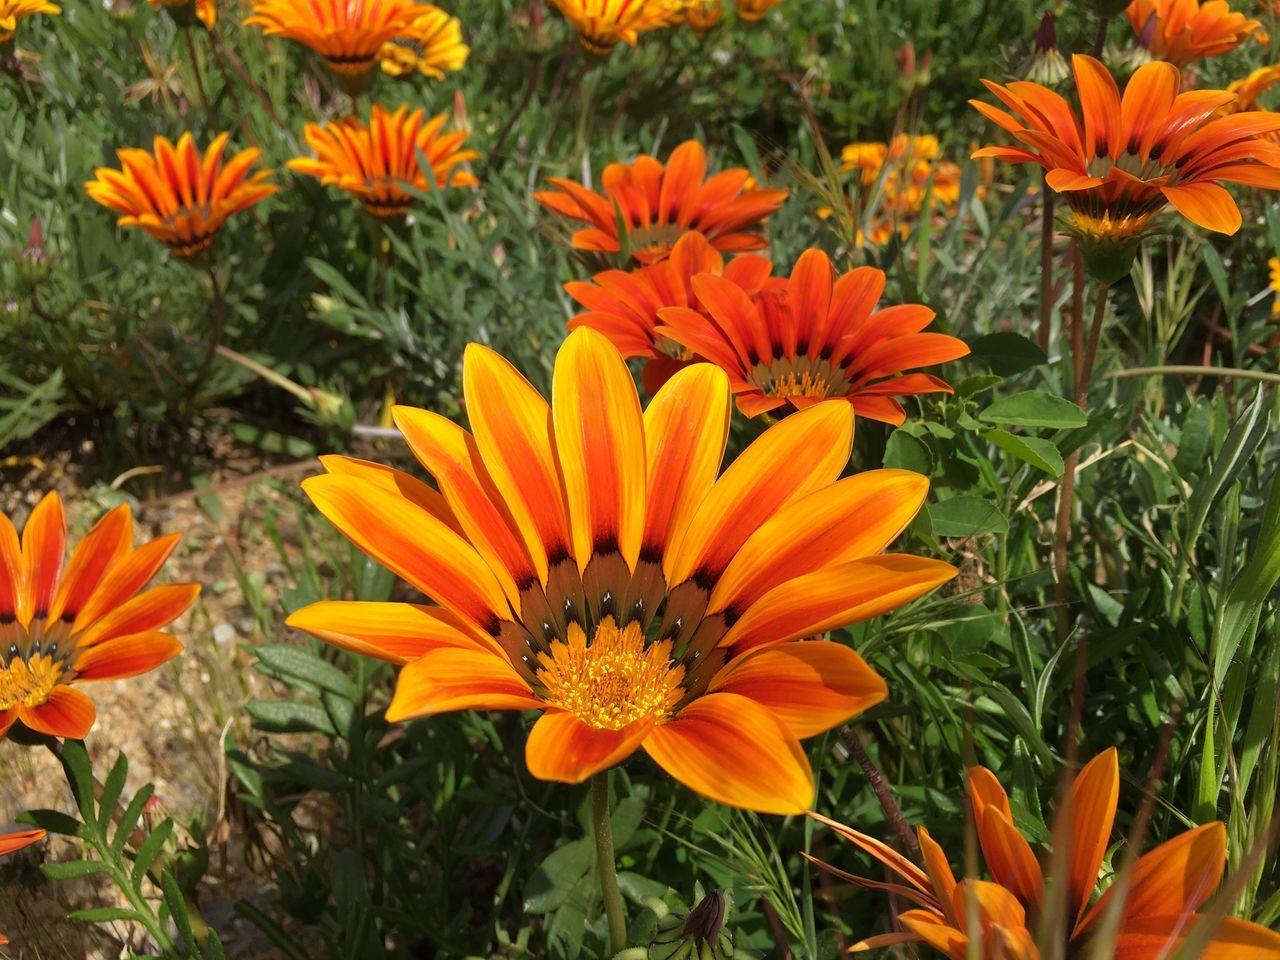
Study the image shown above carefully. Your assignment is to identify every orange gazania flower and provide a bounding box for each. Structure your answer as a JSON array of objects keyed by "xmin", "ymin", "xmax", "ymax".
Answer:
[
  {"xmin": 733, "ymin": 0, "xmax": 781, "ymax": 20},
  {"xmin": 288, "ymin": 104, "xmax": 478, "ymax": 218},
  {"xmin": 658, "ymin": 249, "xmax": 969, "ymax": 423},
  {"xmin": 972, "ymin": 55, "xmax": 1280, "ymax": 280},
  {"xmin": 287, "ymin": 328, "xmax": 955, "ymax": 813},
  {"xmin": 245, "ymin": 0, "xmax": 432, "ymax": 80},
  {"xmin": 839, "ymin": 134, "xmax": 966, "ymax": 247},
  {"xmin": 0, "ymin": 493, "xmax": 198, "ymax": 741},
  {"xmin": 148, "ymin": 0, "xmax": 215, "ymax": 29},
  {"xmin": 1222, "ymin": 62, "xmax": 1280, "ymax": 115},
  {"xmin": 534, "ymin": 140, "xmax": 788, "ymax": 265},
  {"xmin": 680, "ymin": 0, "xmax": 722, "ymax": 32},
  {"xmin": 0, "ymin": 828, "xmax": 44, "ymax": 944},
  {"xmin": 1126, "ymin": 0, "xmax": 1259, "ymax": 67},
  {"xmin": 85, "ymin": 133, "xmax": 276, "ymax": 259},
  {"xmin": 812, "ymin": 749, "xmax": 1280, "ymax": 960},
  {"xmin": 565, "ymin": 231, "xmax": 776, "ymax": 393},
  {"xmin": 379, "ymin": 5, "xmax": 467, "ymax": 78},
  {"xmin": 548, "ymin": 0, "xmax": 678, "ymax": 54},
  {"xmin": 0, "ymin": 0, "xmax": 59, "ymax": 42}
]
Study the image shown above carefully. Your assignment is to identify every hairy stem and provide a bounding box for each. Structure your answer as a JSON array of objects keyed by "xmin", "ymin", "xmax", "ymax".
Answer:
[
  {"xmin": 839, "ymin": 726, "xmax": 919, "ymax": 854},
  {"xmin": 591, "ymin": 772, "xmax": 627, "ymax": 954}
]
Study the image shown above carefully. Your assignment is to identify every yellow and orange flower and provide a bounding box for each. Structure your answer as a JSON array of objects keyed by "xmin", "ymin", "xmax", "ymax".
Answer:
[
  {"xmin": 972, "ymin": 55, "xmax": 1280, "ymax": 280},
  {"xmin": 149, "ymin": 0, "xmax": 215, "ymax": 29},
  {"xmin": 680, "ymin": 0, "xmax": 722, "ymax": 32},
  {"xmin": 839, "ymin": 134, "xmax": 966, "ymax": 247},
  {"xmin": 813, "ymin": 749, "xmax": 1280, "ymax": 960},
  {"xmin": 287, "ymin": 328, "xmax": 955, "ymax": 813},
  {"xmin": 1222, "ymin": 62, "xmax": 1280, "ymax": 116},
  {"xmin": 657, "ymin": 249, "xmax": 968, "ymax": 424},
  {"xmin": 0, "ymin": 828, "xmax": 44, "ymax": 944},
  {"xmin": 548, "ymin": 0, "xmax": 678, "ymax": 54},
  {"xmin": 733, "ymin": 0, "xmax": 782, "ymax": 21},
  {"xmin": 85, "ymin": 133, "xmax": 276, "ymax": 259},
  {"xmin": 0, "ymin": 493, "xmax": 197, "ymax": 742},
  {"xmin": 565, "ymin": 231, "xmax": 776, "ymax": 393},
  {"xmin": 535, "ymin": 140, "xmax": 787, "ymax": 265},
  {"xmin": 245, "ymin": 0, "xmax": 432, "ymax": 81},
  {"xmin": 288, "ymin": 104, "xmax": 478, "ymax": 218},
  {"xmin": 0, "ymin": 0, "xmax": 59, "ymax": 42},
  {"xmin": 379, "ymin": 5, "xmax": 467, "ymax": 79},
  {"xmin": 1126, "ymin": 0, "xmax": 1259, "ymax": 67}
]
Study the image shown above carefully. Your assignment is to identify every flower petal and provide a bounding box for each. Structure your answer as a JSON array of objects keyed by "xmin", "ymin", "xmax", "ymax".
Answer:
[
  {"xmin": 286, "ymin": 601, "xmax": 498, "ymax": 664},
  {"xmin": 0, "ymin": 828, "xmax": 45, "ymax": 857},
  {"xmin": 384, "ymin": 647, "xmax": 542, "ymax": 722},
  {"xmin": 1112, "ymin": 916, "xmax": 1280, "ymax": 960},
  {"xmin": 18, "ymin": 686, "xmax": 96, "ymax": 740},
  {"xmin": 73, "ymin": 583, "xmax": 200, "ymax": 648},
  {"xmin": 71, "ymin": 631, "xmax": 182, "ymax": 681},
  {"xmin": 1065, "ymin": 747, "xmax": 1120, "ymax": 926},
  {"xmin": 20, "ymin": 491, "xmax": 65, "ymax": 625},
  {"xmin": 524, "ymin": 710, "xmax": 650, "ymax": 783},
  {"xmin": 1161, "ymin": 182, "xmax": 1241, "ymax": 235}
]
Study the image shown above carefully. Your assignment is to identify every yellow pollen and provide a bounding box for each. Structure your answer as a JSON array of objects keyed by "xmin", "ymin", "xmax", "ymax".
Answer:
[
  {"xmin": 1068, "ymin": 210, "xmax": 1155, "ymax": 243},
  {"xmin": 536, "ymin": 618, "xmax": 684, "ymax": 731},
  {"xmin": 771, "ymin": 369, "xmax": 832, "ymax": 400},
  {"xmin": 0, "ymin": 654, "xmax": 62, "ymax": 711}
]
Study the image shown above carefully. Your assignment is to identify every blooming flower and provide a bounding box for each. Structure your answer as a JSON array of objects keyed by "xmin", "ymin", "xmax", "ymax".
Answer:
[
  {"xmin": 679, "ymin": 0, "xmax": 722, "ymax": 33},
  {"xmin": 287, "ymin": 328, "xmax": 955, "ymax": 813},
  {"xmin": 288, "ymin": 104, "xmax": 478, "ymax": 218},
  {"xmin": 148, "ymin": 0, "xmax": 215, "ymax": 29},
  {"xmin": 657, "ymin": 248, "xmax": 968, "ymax": 423},
  {"xmin": 379, "ymin": 5, "xmax": 467, "ymax": 79},
  {"xmin": 565, "ymin": 231, "xmax": 776, "ymax": 393},
  {"xmin": 0, "ymin": 828, "xmax": 44, "ymax": 944},
  {"xmin": 1221, "ymin": 62, "xmax": 1280, "ymax": 116},
  {"xmin": 0, "ymin": 493, "xmax": 197, "ymax": 741},
  {"xmin": 84, "ymin": 133, "xmax": 276, "ymax": 259},
  {"xmin": 245, "ymin": 0, "xmax": 432, "ymax": 84},
  {"xmin": 971, "ymin": 55, "xmax": 1280, "ymax": 281},
  {"xmin": 547, "ymin": 0, "xmax": 678, "ymax": 54},
  {"xmin": 1125, "ymin": 0, "xmax": 1259, "ymax": 67},
  {"xmin": 0, "ymin": 0, "xmax": 59, "ymax": 42},
  {"xmin": 733, "ymin": 0, "xmax": 782, "ymax": 21},
  {"xmin": 838, "ymin": 134, "xmax": 966, "ymax": 247},
  {"xmin": 535, "ymin": 140, "xmax": 787, "ymax": 264},
  {"xmin": 812, "ymin": 749, "xmax": 1280, "ymax": 960}
]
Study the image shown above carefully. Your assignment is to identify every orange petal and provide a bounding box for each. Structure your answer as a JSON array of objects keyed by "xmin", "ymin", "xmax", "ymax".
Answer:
[
  {"xmin": 319, "ymin": 455, "xmax": 460, "ymax": 533},
  {"xmin": 709, "ymin": 641, "xmax": 886, "ymax": 737},
  {"xmin": 20, "ymin": 491, "xmax": 66, "ymax": 626},
  {"xmin": 72, "ymin": 532, "xmax": 183, "ymax": 633},
  {"xmin": 977, "ymin": 804, "xmax": 1044, "ymax": 909},
  {"xmin": 1064, "ymin": 747, "xmax": 1120, "ymax": 925},
  {"xmin": 384, "ymin": 646, "xmax": 542, "ymax": 722},
  {"xmin": 286, "ymin": 601, "xmax": 498, "ymax": 664},
  {"xmin": 0, "ymin": 828, "xmax": 45, "ymax": 857},
  {"xmin": 919, "ymin": 826, "xmax": 960, "ymax": 925},
  {"xmin": 898, "ymin": 910, "xmax": 968, "ymax": 960},
  {"xmin": 71, "ymin": 631, "xmax": 182, "ymax": 681},
  {"xmin": 642, "ymin": 692, "xmax": 814, "ymax": 814},
  {"xmin": 524, "ymin": 710, "xmax": 650, "ymax": 783},
  {"xmin": 72, "ymin": 583, "xmax": 200, "ymax": 648},
  {"xmin": 49, "ymin": 504, "xmax": 133, "ymax": 624},
  {"xmin": 1112, "ymin": 915, "xmax": 1280, "ymax": 960},
  {"xmin": 1161, "ymin": 182, "xmax": 1242, "ymax": 234},
  {"xmin": 18, "ymin": 686, "xmax": 96, "ymax": 740},
  {"xmin": 0, "ymin": 512, "xmax": 20, "ymax": 622}
]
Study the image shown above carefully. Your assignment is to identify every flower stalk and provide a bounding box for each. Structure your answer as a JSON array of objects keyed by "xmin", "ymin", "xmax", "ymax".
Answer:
[{"xmin": 591, "ymin": 771, "xmax": 627, "ymax": 954}]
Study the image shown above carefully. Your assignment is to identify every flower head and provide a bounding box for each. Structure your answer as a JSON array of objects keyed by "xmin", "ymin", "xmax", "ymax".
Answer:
[
  {"xmin": 658, "ymin": 248, "xmax": 968, "ymax": 423},
  {"xmin": 839, "ymin": 134, "xmax": 966, "ymax": 247},
  {"xmin": 535, "ymin": 140, "xmax": 787, "ymax": 265},
  {"xmin": 85, "ymin": 133, "xmax": 275, "ymax": 259},
  {"xmin": 379, "ymin": 5, "xmax": 467, "ymax": 78},
  {"xmin": 149, "ymin": 0, "xmax": 215, "ymax": 29},
  {"xmin": 288, "ymin": 104, "xmax": 478, "ymax": 218},
  {"xmin": 245, "ymin": 0, "xmax": 432, "ymax": 81},
  {"xmin": 812, "ymin": 749, "xmax": 1280, "ymax": 960},
  {"xmin": 0, "ymin": 493, "xmax": 197, "ymax": 741},
  {"xmin": 287, "ymin": 328, "xmax": 955, "ymax": 813},
  {"xmin": 1125, "ymin": 0, "xmax": 1259, "ymax": 67},
  {"xmin": 565, "ymin": 231, "xmax": 776, "ymax": 393},
  {"xmin": 0, "ymin": 828, "xmax": 44, "ymax": 945},
  {"xmin": 0, "ymin": 0, "xmax": 58, "ymax": 42},
  {"xmin": 971, "ymin": 55, "xmax": 1280, "ymax": 281},
  {"xmin": 733, "ymin": 0, "xmax": 782, "ymax": 21},
  {"xmin": 1222, "ymin": 62, "xmax": 1280, "ymax": 114},
  {"xmin": 548, "ymin": 0, "xmax": 678, "ymax": 54},
  {"xmin": 680, "ymin": 0, "xmax": 722, "ymax": 33}
]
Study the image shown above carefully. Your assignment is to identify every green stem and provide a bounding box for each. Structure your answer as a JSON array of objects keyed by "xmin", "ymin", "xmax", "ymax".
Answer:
[
  {"xmin": 1112, "ymin": 365, "xmax": 1280, "ymax": 385},
  {"xmin": 591, "ymin": 772, "xmax": 626, "ymax": 955}
]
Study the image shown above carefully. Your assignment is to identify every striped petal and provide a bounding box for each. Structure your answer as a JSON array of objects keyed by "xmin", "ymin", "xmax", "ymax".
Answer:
[
  {"xmin": 1065, "ymin": 748, "xmax": 1120, "ymax": 926},
  {"xmin": 385, "ymin": 646, "xmax": 543, "ymax": 722},
  {"xmin": 71, "ymin": 631, "xmax": 182, "ymax": 681},
  {"xmin": 1112, "ymin": 916, "xmax": 1280, "ymax": 960},
  {"xmin": 72, "ymin": 583, "xmax": 199, "ymax": 648},
  {"xmin": 286, "ymin": 600, "xmax": 498, "ymax": 664},
  {"xmin": 524, "ymin": 710, "xmax": 651, "ymax": 783},
  {"xmin": 49, "ymin": 504, "xmax": 133, "ymax": 624},
  {"xmin": 20, "ymin": 491, "xmax": 65, "ymax": 625},
  {"xmin": 17, "ymin": 685, "xmax": 96, "ymax": 740}
]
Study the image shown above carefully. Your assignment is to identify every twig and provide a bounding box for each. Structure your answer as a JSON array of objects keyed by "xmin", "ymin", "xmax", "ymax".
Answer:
[
  {"xmin": 838, "ymin": 726, "xmax": 919, "ymax": 854},
  {"xmin": 1039, "ymin": 174, "xmax": 1055, "ymax": 352},
  {"xmin": 1112, "ymin": 364, "xmax": 1280, "ymax": 385}
]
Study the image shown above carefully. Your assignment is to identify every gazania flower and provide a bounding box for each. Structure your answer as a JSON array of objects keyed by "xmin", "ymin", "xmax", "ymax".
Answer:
[
  {"xmin": 733, "ymin": 0, "xmax": 781, "ymax": 20},
  {"xmin": 287, "ymin": 328, "xmax": 955, "ymax": 813},
  {"xmin": 548, "ymin": 0, "xmax": 678, "ymax": 55},
  {"xmin": 1269, "ymin": 257, "xmax": 1280, "ymax": 315},
  {"xmin": 379, "ymin": 5, "xmax": 467, "ymax": 79},
  {"xmin": 245, "ymin": 0, "xmax": 432, "ymax": 85},
  {"xmin": 0, "ymin": 493, "xmax": 197, "ymax": 741},
  {"xmin": 839, "ymin": 135, "xmax": 966, "ymax": 247},
  {"xmin": 0, "ymin": 0, "xmax": 59, "ymax": 42},
  {"xmin": 658, "ymin": 249, "xmax": 968, "ymax": 423},
  {"xmin": 148, "ymin": 0, "xmax": 215, "ymax": 29},
  {"xmin": 535, "ymin": 140, "xmax": 787, "ymax": 265},
  {"xmin": 680, "ymin": 0, "xmax": 722, "ymax": 32},
  {"xmin": 812, "ymin": 749, "xmax": 1280, "ymax": 960},
  {"xmin": 565, "ymin": 231, "xmax": 776, "ymax": 393},
  {"xmin": 1126, "ymin": 0, "xmax": 1259, "ymax": 67},
  {"xmin": 288, "ymin": 104, "xmax": 478, "ymax": 218},
  {"xmin": 1222, "ymin": 62, "xmax": 1280, "ymax": 115},
  {"xmin": 0, "ymin": 829, "xmax": 44, "ymax": 944},
  {"xmin": 972, "ymin": 55, "xmax": 1280, "ymax": 282},
  {"xmin": 85, "ymin": 133, "xmax": 275, "ymax": 259}
]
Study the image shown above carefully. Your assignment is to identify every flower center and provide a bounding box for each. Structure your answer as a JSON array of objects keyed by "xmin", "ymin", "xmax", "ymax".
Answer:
[
  {"xmin": 535, "ymin": 617, "xmax": 684, "ymax": 730},
  {"xmin": 628, "ymin": 222, "xmax": 689, "ymax": 259},
  {"xmin": 0, "ymin": 653, "xmax": 62, "ymax": 711}
]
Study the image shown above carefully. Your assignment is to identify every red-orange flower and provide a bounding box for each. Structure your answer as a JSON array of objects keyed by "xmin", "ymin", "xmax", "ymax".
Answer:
[
  {"xmin": 0, "ymin": 828, "xmax": 44, "ymax": 944},
  {"xmin": 548, "ymin": 0, "xmax": 678, "ymax": 54},
  {"xmin": 84, "ymin": 133, "xmax": 276, "ymax": 259},
  {"xmin": 565, "ymin": 231, "xmax": 775, "ymax": 393},
  {"xmin": 812, "ymin": 749, "xmax": 1280, "ymax": 960},
  {"xmin": 657, "ymin": 248, "xmax": 968, "ymax": 423},
  {"xmin": 534, "ymin": 140, "xmax": 787, "ymax": 264},
  {"xmin": 1126, "ymin": 0, "xmax": 1259, "ymax": 67},
  {"xmin": 734, "ymin": 0, "xmax": 782, "ymax": 21},
  {"xmin": 287, "ymin": 328, "xmax": 956, "ymax": 813}
]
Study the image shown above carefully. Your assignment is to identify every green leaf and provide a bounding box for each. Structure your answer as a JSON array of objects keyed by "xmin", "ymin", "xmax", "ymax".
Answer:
[
  {"xmin": 884, "ymin": 431, "xmax": 932, "ymax": 474},
  {"xmin": 112, "ymin": 783, "xmax": 155, "ymax": 856},
  {"xmin": 59, "ymin": 740, "xmax": 98, "ymax": 828},
  {"xmin": 245, "ymin": 700, "xmax": 337, "ymax": 735},
  {"xmin": 979, "ymin": 391, "xmax": 1087, "ymax": 429},
  {"xmin": 982, "ymin": 429, "xmax": 1064, "ymax": 477},
  {"xmin": 42, "ymin": 859, "xmax": 109, "ymax": 881},
  {"xmin": 928, "ymin": 496, "xmax": 1010, "ymax": 537},
  {"xmin": 98, "ymin": 752, "xmax": 129, "ymax": 820},
  {"xmin": 132, "ymin": 819, "xmax": 174, "ymax": 888},
  {"xmin": 256, "ymin": 644, "xmax": 358, "ymax": 700},
  {"xmin": 162, "ymin": 871, "xmax": 197, "ymax": 951},
  {"xmin": 524, "ymin": 838, "xmax": 594, "ymax": 914},
  {"xmin": 67, "ymin": 907, "xmax": 149, "ymax": 924},
  {"xmin": 967, "ymin": 332, "xmax": 1048, "ymax": 375},
  {"xmin": 19, "ymin": 808, "xmax": 84, "ymax": 838}
]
